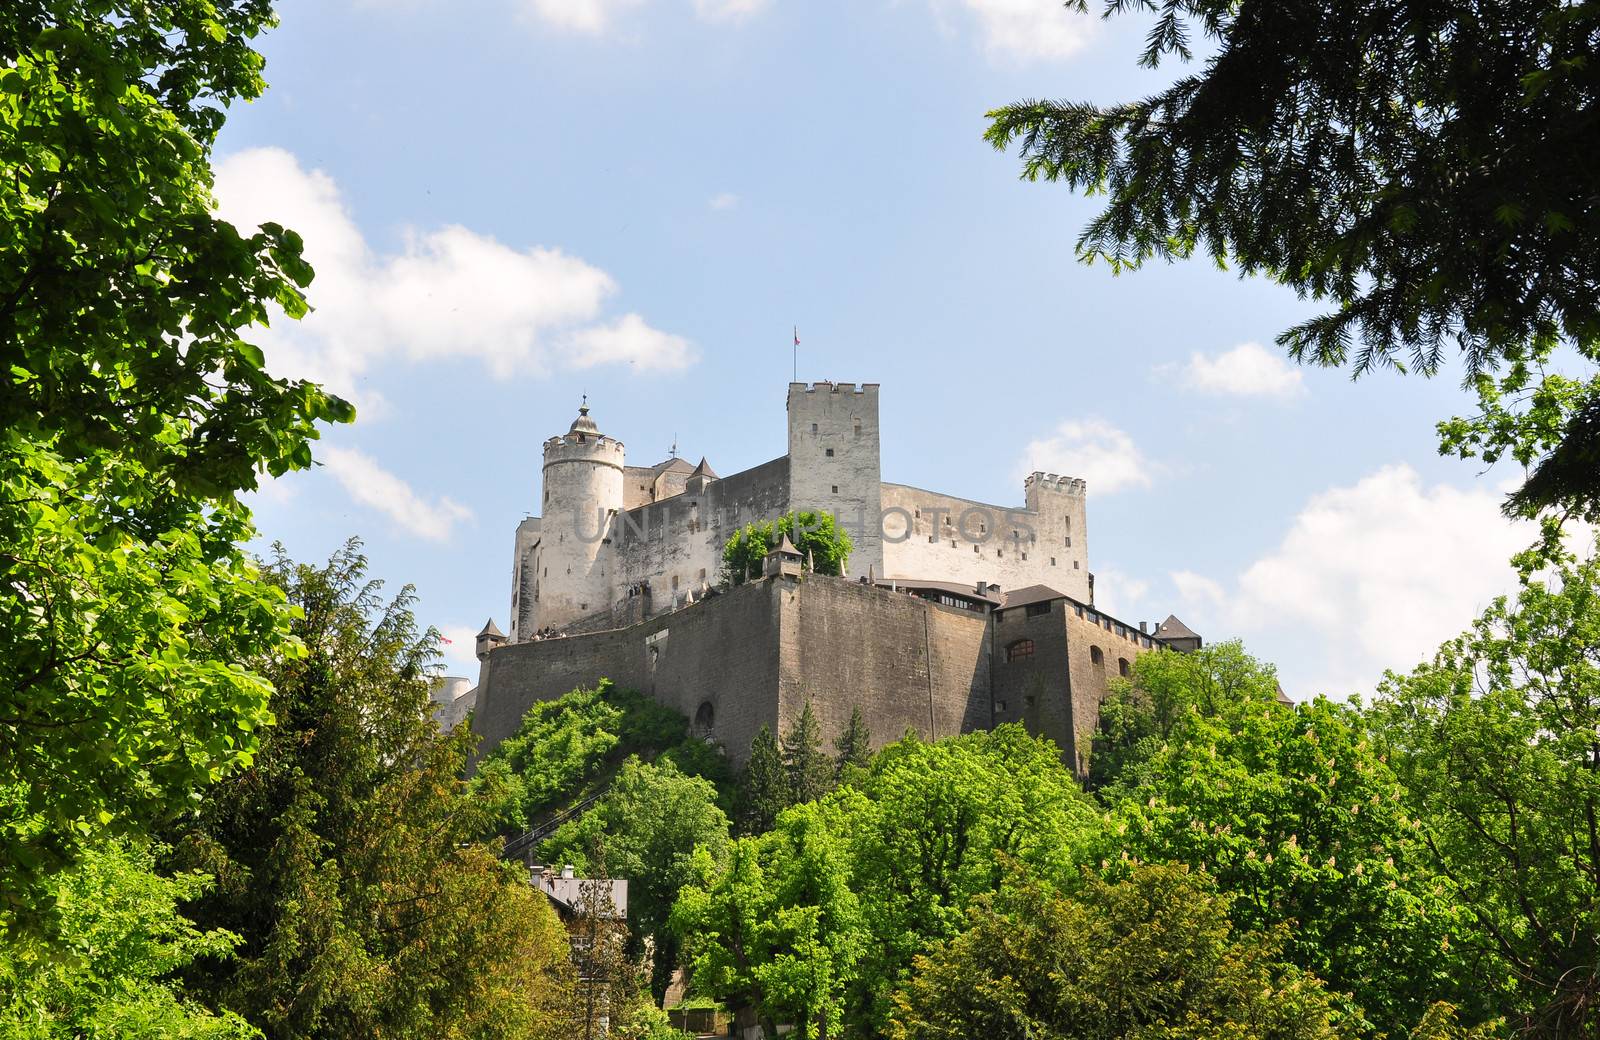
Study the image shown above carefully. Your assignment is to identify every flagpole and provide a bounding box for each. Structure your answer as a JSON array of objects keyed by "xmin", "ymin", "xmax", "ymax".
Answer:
[{"xmin": 792, "ymin": 325, "xmax": 797, "ymax": 383}]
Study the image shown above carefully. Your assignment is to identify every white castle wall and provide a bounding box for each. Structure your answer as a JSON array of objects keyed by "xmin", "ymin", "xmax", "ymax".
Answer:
[
  {"xmin": 785, "ymin": 382, "xmax": 882, "ymax": 580},
  {"xmin": 879, "ymin": 473, "xmax": 1089, "ymax": 600},
  {"xmin": 506, "ymin": 388, "xmax": 1100, "ymax": 640},
  {"xmin": 537, "ymin": 427, "xmax": 625, "ymax": 632}
]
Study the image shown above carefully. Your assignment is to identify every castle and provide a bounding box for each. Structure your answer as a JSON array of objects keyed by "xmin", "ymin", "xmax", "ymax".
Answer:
[{"xmin": 461, "ymin": 382, "xmax": 1200, "ymax": 775}]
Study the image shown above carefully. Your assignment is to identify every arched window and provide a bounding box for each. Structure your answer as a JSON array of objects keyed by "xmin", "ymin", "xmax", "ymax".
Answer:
[
  {"xmin": 1007, "ymin": 639, "xmax": 1035, "ymax": 662},
  {"xmin": 1118, "ymin": 658, "xmax": 1131, "ymax": 677},
  {"xmin": 693, "ymin": 700, "xmax": 715, "ymax": 739},
  {"xmin": 1090, "ymin": 645, "xmax": 1104, "ymax": 666}
]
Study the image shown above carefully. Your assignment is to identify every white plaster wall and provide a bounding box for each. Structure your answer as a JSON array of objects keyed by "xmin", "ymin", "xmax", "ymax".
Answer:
[
  {"xmin": 880, "ymin": 476, "xmax": 1089, "ymax": 600},
  {"xmin": 538, "ymin": 434, "xmax": 625, "ymax": 631},
  {"xmin": 785, "ymin": 382, "xmax": 882, "ymax": 580}
]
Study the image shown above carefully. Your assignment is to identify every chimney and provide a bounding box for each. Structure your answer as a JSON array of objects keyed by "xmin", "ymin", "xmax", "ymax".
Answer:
[
  {"xmin": 975, "ymin": 581, "xmax": 986, "ymax": 596},
  {"xmin": 561, "ymin": 864, "xmax": 575, "ymax": 879},
  {"xmin": 1139, "ymin": 621, "xmax": 1148, "ymax": 634}
]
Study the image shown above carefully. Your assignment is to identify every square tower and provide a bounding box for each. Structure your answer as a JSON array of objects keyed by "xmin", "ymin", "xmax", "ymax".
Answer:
[{"xmin": 786, "ymin": 382, "xmax": 883, "ymax": 579}]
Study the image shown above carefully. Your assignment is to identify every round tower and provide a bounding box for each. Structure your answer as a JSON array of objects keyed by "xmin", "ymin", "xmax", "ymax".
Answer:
[{"xmin": 538, "ymin": 400, "xmax": 625, "ymax": 631}]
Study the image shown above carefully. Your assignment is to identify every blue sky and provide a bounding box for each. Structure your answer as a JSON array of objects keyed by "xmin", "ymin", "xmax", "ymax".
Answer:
[{"xmin": 227, "ymin": 0, "xmax": 1541, "ymax": 697}]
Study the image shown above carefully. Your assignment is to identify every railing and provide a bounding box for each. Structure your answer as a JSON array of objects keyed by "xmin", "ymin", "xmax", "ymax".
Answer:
[{"xmin": 501, "ymin": 784, "xmax": 610, "ymax": 863}]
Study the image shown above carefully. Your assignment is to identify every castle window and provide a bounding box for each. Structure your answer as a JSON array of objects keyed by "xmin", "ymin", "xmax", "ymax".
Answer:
[
  {"xmin": 832, "ymin": 485, "xmax": 839, "ymax": 494},
  {"xmin": 973, "ymin": 545, "xmax": 979, "ymax": 553},
  {"xmin": 1075, "ymin": 605, "xmax": 1084, "ymax": 618},
  {"xmin": 1090, "ymin": 646, "xmax": 1104, "ymax": 666},
  {"xmin": 1119, "ymin": 658, "xmax": 1131, "ymax": 676},
  {"xmin": 950, "ymin": 540, "xmax": 957, "ymax": 549},
  {"xmin": 854, "ymin": 420, "xmax": 862, "ymax": 437},
  {"xmin": 812, "ymin": 423, "xmax": 818, "ymax": 434},
  {"xmin": 928, "ymin": 534, "xmax": 937, "ymax": 543},
  {"xmin": 997, "ymin": 549, "xmax": 1003, "ymax": 558},
  {"xmin": 995, "ymin": 700, "xmax": 1008, "ymax": 713},
  {"xmin": 1022, "ymin": 552, "xmax": 1028, "ymax": 561},
  {"xmin": 1074, "ymin": 560, "xmax": 1081, "ymax": 569},
  {"xmin": 1066, "ymin": 536, "xmax": 1072, "ymax": 547},
  {"xmin": 1007, "ymin": 639, "xmax": 1034, "ymax": 661},
  {"xmin": 1051, "ymin": 557, "xmax": 1057, "ymax": 566},
  {"xmin": 698, "ymin": 568, "xmax": 707, "ymax": 581},
  {"xmin": 825, "ymin": 448, "xmax": 835, "ymax": 457},
  {"xmin": 1026, "ymin": 602, "xmax": 1050, "ymax": 618},
  {"xmin": 671, "ymin": 575, "xmax": 679, "ymax": 590},
  {"xmin": 1065, "ymin": 516, "xmax": 1071, "ymax": 530},
  {"xmin": 693, "ymin": 700, "xmax": 714, "ymax": 738},
  {"xmin": 979, "ymin": 521, "xmax": 986, "ymax": 534}
]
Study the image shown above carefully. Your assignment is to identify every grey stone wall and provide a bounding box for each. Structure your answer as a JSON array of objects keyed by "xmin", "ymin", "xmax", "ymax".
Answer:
[{"xmin": 786, "ymin": 383, "xmax": 883, "ymax": 581}]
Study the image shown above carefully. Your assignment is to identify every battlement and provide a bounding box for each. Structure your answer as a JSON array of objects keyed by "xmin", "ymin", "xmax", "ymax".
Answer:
[
  {"xmin": 1024, "ymin": 471, "xmax": 1087, "ymax": 495},
  {"xmin": 543, "ymin": 433, "xmax": 625, "ymax": 461},
  {"xmin": 788, "ymin": 381, "xmax": 880, "ymax": 396}
]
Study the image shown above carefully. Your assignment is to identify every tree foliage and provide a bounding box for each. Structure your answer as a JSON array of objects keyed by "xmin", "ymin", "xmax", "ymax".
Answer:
[
  {"xmin": 676, "ymin": 726, "xmax": 1099, "ymax": 1037},
  {"xmin": 473, "ymin": 679, "xmax": 732, "ymax": 836},
  {"xmin": 0, "ymin": 840, "xmax": 257, "ymax": 1039},
  {"xmin": 890, "ymin": 864, "xmax": 1355, "ymax": 1040},
  {"xmin": 1373, "ymin": 552, "xmax": 1600, "ymax": 1036},
  {"xmin": 987, "ymin": 0, "xmax": 1600, "ymax": 522},
  {"xmin": 0, "ymin": 1, "xmax": 349, "ymax": 926},
  {"xmin": 541, "ymin": 757, "xmax": 731, "ymax": 1000},
  {"xmin": 738, "ymin": 724, "xmax": 792, "ymax": 836},
  {"xmin": 722, "ymin": 511, "xmax": 853, "ymax": 585},
  {"xmin": 167, "ymin": 544, "xmax": 575, "ymax": 1040},
  {"xmin": 833, "ymin": 705, "xmax": 873, "ymax": 779},
  {"xmin": 783, "ymin": 702, "xmax": 835, "ymax": 806}
]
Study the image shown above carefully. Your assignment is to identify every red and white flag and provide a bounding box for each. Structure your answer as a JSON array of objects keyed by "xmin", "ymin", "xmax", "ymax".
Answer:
[{"xmin": 793, "ymin": 326, "xmax": 800, "ymax": 347}]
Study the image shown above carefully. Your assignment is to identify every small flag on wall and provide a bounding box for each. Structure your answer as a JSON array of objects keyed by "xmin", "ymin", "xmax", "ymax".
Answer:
[{"xmin": 794, "ymin": 326, "xmax": 800, "ymax": 347}]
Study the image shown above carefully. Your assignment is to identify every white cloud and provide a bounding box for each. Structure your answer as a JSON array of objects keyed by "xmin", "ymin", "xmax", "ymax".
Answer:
[
  {"xmin": 1170, "ymin": 464, "xmax": 1532, "ymax": 698},
  {"xmin": 693, "ymin": 0, "xmax": 769, "ymax": 21},
  {"xmin": 708, "ymin": 191, "xmax": 740, "ymax": 210},
  {"xmin": 1017, "ymin": 418, "xmax": 1154, "ymax": 495},
  {"xmin": 1093, "ymin": 566, "xmax": 1151, "ymax": 619},
  {"xmin": 525, "ymin": 0, "xmax": 647, "ymax": 33},
  {"xmin": 936, "ymin": 0, "xmax": 1099, "ymax": 61},
  {"xmin": 212, "ymin": 147, "xmax": 694, "ymax": 406},
  {"xmin": 321, "ymin": 446, "xmax": 474, "ymax": 542},
  {"xmin": 1169, "ymin": 342, "xmax": 1306, "ymax": 399},
  {"xmin": 436, "ymin": 624, "xmax": 483, "ymax": 676}
]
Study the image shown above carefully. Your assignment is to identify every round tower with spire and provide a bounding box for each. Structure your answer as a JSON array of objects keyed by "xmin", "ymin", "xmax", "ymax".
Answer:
[{"xmin": 538, "ymin": 398, "xmax": 625, "ymax": 631}]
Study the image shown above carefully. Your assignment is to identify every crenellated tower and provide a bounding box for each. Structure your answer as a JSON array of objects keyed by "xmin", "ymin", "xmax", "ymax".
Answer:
[
  {"xmin": 536, "ymin": 401, "xmax": 625, "ymax": 632},
  {"xmin": 1023, "ymin": 471, "xmax": 1090, "ymax": 602}
]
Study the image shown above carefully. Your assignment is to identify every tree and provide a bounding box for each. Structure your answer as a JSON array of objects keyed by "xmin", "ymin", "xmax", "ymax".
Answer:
[
  {"xmin": 676, "ymin": 726, "xmax": 1100, "ymax": 1037},
  {"xmin": 722, "ymin": 511, "xmax": 853, "ymax": 586},
  {"xmin": 833, "ymin": 706, "xmax": 873, "ymax": 779},
  {"xmin": 783, "ymin": 703, "xmax": 834, "ymax": 806},
  {"xmin": 889, "ymin": 864, "xmax": 1354, "ymax": 1040},
  {"xmin": 738, "ymin": 725, "xmax": 791, "ymax": 835},
  {"xmin": 1372, "ymin": 551, "xmax": 1600, "ymax": 1036},
  {"xmin": 0, "ymin": 840, "xmax": 258, "ymax": 1039},
  {"xmin": 1089, "ymin": 640, "xmax": 1283, "ymax": 791},
  {"xmin": 540, "ymin": 757, "xmax": 731, "ymax": 1002},
  {"xmin": 1, "ymin": 2, "xmax": 350, "ymax": 926},
  {"xmin": 168, "ymin": 544, "xmax": 575, "ymax": 1040},
  {"xmin": 1103, "ymin": 691, "xmax": 1484, "ymax": 1035},
  {"xmin": 473, "ymin": 679, "xmax": 727, "ymax": 836},
  {"xmin": 986, "ymin": 0, "xmax": 1600, "ymax": 523}
]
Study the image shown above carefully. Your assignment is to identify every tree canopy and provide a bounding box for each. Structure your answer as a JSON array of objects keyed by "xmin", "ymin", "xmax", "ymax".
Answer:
[
  {"xmin": 1, "ymin": 0, "xmax": 349, "ymax": 931},
  {"xmin": 987, "ymin": 0, "xmax": 1600, "ymax": 523},
  {"xmin": 722, "ymin": 511, "xmax": 853, "ymax": 585}
]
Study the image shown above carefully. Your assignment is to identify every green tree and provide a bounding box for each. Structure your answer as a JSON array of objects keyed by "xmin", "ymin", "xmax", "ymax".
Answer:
[
  {"xmin": 783, "ymin": 703, "xmax": 834, "ymax": 805},
  {"xmin": 833, "ymin": 705, "xmax": 873, "ymax": 779},
  {"xmin": 677, "ymin": 726, "xmax": 1099, "ymax": 1037},
  {"xmin": 541, "ymin": 757, "xmax": 731, "ymax": 1002},
  {"xmin": 738, "ymin": 724, "xmax": 791, "ymax": 835},
  {"xmin": 169, "ymin": 544, "xmax": 575, "ymax": 1040},
  {"xmin": 1, "ymin": 1, "xmax": 350, "ymax": 925},
  {"xmin": 986, "ymin": 0, "xmax": 1600, "ymax": 524},
  {"xmin": 0, "ymin": 841, "xmax": 257, "ymax": 1039},
  {"xmin": 1104, "ymin": 691, "xmax": 1481, "ymax": 1034},
  {"xmin": 1372, "ymin": 552, "xmax": 1600, "ymax": 1036},
  {"xmin": 473, "ymin": 679, "xmax": 726, "ymax": 836},
  {"xmin": 672, "ymin": 800, "xmax": 867, "ymax": 1040},
  {"xmin": 1089, "ymin": 640, "xmax": 1283, "ymax": 791},
  {"xmin": 722, "ymin": 511, "xmax": 853, "ymax": 586},
  {"xmin": 890, "ymin": 864, "xmax": 1354, "ymax": 1040}
]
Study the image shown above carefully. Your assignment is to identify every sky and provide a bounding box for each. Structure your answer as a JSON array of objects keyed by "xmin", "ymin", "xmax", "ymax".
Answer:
[{"xmin": 226, "ymin": 0, "xmax": 1544, "ymax": 698}]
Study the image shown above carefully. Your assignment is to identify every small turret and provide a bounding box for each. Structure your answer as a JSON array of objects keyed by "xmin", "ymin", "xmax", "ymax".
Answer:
[
  {"xmin": 764, "ymin": 532, "xmax": 804, "ymax": 579},
  {"xmin": 475, "ymin": 618, "xmax": 508, "ymax": 660},
  {"xmin": 685, "ymin": 456, "xmax": 718, "ymax": 495},
  {"xmin": 539, "ymin": 398, "xmax": 626, "ymax": 631}
]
